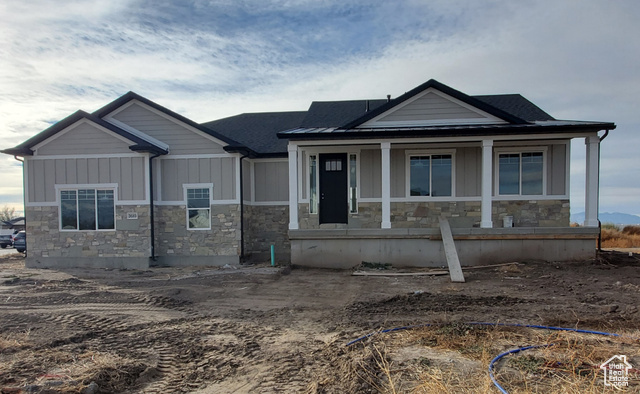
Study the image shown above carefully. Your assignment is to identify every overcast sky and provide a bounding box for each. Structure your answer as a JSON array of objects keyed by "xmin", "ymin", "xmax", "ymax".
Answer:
[{"xmin": 1, "ymin": 0, "xmax": 638, "ymax": 217}]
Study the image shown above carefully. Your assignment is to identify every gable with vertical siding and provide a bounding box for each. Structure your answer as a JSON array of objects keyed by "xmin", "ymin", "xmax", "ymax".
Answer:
[
  {"xmin": 35, "ymin": 121, "xmax": 133, "ymax": 156},
  {"xmin": 361, "ymin": 89, "xmax": 507, "ymax": 127},
  {"xmin": 111, "ymin": 102, "xmax": 227, "ymax": 154}
]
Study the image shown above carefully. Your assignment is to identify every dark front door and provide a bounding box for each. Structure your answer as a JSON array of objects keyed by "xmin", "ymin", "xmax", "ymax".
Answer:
[{"xmin": 319, "ymin": 153, "xmax": 348, "ymax": 224}]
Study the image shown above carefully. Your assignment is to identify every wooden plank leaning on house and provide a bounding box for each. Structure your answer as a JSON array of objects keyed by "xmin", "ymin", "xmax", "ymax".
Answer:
[{"xmin": 439, "ymin": 216, "xmax": 465, "ymax": 283}]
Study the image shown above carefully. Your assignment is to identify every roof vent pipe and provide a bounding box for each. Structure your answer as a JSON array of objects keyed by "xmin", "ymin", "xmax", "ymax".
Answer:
[
  {"xmin": 365, "ymin": 100, "xmax": 369, "ymax": 112},
  {"xmin": 387, "ymin": 94, "xmax": 391, "ymax": 102}
]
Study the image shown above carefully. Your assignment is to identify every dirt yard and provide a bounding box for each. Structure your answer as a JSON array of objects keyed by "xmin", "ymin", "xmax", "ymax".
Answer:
[{"xmin": 1, "ymin": 251, "xmax": 639, "ymax": 393}]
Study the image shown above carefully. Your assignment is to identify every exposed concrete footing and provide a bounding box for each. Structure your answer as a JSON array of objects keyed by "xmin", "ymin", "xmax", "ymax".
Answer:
[
  {"xmin": 152, "ymin": 255, "xmax": 239, "ymax": 267},
  {"xmin": 290, "ymin": 227, "xmax": 599, "ymax": 269},
  {"xmin": 26, "ymin": 256, "xmax": 149, "ymax": 270}
]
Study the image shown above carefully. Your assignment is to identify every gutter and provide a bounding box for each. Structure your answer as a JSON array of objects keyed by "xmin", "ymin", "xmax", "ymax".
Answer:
[{"xmin": 13, "ymin": 156, "xmax": 25, "ymax": 239}]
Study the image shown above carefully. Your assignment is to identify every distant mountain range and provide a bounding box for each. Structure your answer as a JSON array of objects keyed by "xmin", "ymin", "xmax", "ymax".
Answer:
[{"xmin": 570, "ymin": 212, "xmax": 640, "ymax": 225}]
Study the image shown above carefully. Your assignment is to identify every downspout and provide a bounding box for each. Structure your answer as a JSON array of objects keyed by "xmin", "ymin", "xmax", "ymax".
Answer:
[
  {"xmin": 14, "ymin": 156, "xmax": 25, "ymax": 233},
  {"xmin": 149, "ymin": 152, "xmax": 162, "ymax": 261},
  {"xmin": 239, "ymin": 153, "xmax": 250, "ymax": 260},
  {"xmin": 596, "ymin": 130, "xmax": 609, "ymax": 252}
]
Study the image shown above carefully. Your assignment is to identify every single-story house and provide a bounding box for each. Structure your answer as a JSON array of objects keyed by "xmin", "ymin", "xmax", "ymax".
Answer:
[
  {"xmin": 1, "ymin": 217, "xmax": 25, "ymax": 231},
  {"xmin": 2, "ymin": 79, "xmax": 615, "ymax": 269}
]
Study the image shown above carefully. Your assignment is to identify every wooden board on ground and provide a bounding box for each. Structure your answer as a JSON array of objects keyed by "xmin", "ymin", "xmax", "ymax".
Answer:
[
  {"xmin": 352, "ymin": 270, "xmax": 450, "ymax": 276},
  {"xmin": 439, "ymin": 216, "xmax": 465, "ymax": 283},
  {"xmin": 351, "ymin": 262, "xmax": 522, "ymax": 277}
]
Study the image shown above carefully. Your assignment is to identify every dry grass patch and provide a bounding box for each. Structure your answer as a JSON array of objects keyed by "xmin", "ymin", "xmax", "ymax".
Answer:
[
  {"xmin": 340, "ymin": 323, "xmax": 640, "ymax": 393},
  {"xmin": 602, "ymin": 225, "xmax": 640, "ymax": 248},
  {"xmin": 0, "ymin": 341, "xmax": 147, "ymax": 393}
]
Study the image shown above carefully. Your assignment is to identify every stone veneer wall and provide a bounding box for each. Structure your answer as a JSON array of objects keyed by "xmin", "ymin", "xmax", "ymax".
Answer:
[
  {"xmin": 392, "ymin": 200, "xmax": 569, "ymax": 228},
  {"xmin": 298, "ymin": 202, "xmax": 382, "ymax": 229},
  {"xmin": 154, "ymin": 204, "xmax": 241, "ymax": 257},
  {"xmin": 391, "ymin": 201, "xmax": 481, "ymax": 228},
  {"xmin": 297, "ymin": 199, "xmax": 569, "ymax": 229},
  {"xmin": 244, "ymin": 205, "xmax": 290, "ymax": 262},
  {"xmin": 26, "ymin": 205, "xmax": 150, "ymax": 259},
  {"xmin": 494, "ymin": 199, "xmax": 570, "ymax": 227}
]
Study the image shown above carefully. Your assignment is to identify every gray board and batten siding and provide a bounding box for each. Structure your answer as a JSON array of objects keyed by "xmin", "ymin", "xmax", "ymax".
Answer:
[
  {"xmin": 158, "ymin": 157, "xmax": 237, "ymax": 201},
  {"xmin": 27, "ymin": 156, "xmax": 146, "ymax": 203},
  {"xmin": 356, "ymin": 143, "xmax": 567, "ymax": 200},
  {"xmin": 253, "ymin": 161, "xmax": 289, "ymax": 203},
  {"xmin": 111, "ymin": 102, "xmax": 227, "ymax": 155}
]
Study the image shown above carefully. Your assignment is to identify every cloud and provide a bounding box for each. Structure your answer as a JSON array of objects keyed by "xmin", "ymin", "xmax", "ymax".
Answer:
[{"xmin": 0, "ymin": 0, "xmax": 638, "ymax": 214}]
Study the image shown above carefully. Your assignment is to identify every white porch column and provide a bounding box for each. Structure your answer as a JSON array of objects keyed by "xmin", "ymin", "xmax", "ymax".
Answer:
[
  {"xmin": 381, "ymin": 142, "xmax": 391, "ymax": 229},
  {"xmin": 584, "ymin": 135, "xmax": 600, "ymax": 227},
  {"xmin": 481, "ymin": 139, "xmax": 494, "ymax": 228},
  {"xmin": 287, "ymin": 144, "xmax": 299, "ymax": 230}
]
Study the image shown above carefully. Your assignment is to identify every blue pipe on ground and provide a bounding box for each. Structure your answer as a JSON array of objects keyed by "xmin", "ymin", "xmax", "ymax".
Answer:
[{"xmin": 346, "ymin": 322, "xmax": 637, "ymax": 394}]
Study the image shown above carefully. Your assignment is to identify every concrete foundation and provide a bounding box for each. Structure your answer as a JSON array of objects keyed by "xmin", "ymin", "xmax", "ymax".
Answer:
[
  {"xmin": 152, "ymin": 255, "xmax": 239, "ymax": 267},
  {"xmin": 26, "ymin": 256, "xmax": 149, "ymax": 270},
  {"xmin": 289, "ymin": 227, "xmax": 599, "ymax": 269}
]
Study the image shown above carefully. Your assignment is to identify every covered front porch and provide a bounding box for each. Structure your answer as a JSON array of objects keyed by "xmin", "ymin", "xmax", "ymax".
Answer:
[{"xmin": 284, "ymin": 135, "xmax": 604, "ymax": 268}]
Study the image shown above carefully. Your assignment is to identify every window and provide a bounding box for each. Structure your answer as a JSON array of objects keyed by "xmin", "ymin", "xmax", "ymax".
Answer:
[
  {"xmin": 409, "ymin": 154, "xmax": 453, "ymax": 197},
  {"xmin": 498, "ymin": 152, "xmax": 544, "ymax": 195},
  {"xmin": 349, "ymin": 154, "xmax": 357, "ymax": 213},
  {"xmin": 325, "ymin": 159, "xmax": 342, "ymax": 171},
  {"xmin": 187, "ymin": 188, "xmax": 211, "ymax": 229},
  {"xmin": 60, "ymin": 189, "xmax": 115, "ymax": 230},
  {"xmin": 309, "ymin": 155, "xmax": 317, "ymax": 214}
]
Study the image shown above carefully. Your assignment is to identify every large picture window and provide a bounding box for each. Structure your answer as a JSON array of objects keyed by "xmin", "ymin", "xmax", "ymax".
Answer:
[
  {"xmin": 409, "ymin": 154, "xmax": 453, "ymax": 197},
  {"xmin": 60, "ymin": 189, "xmax": 115, "ymax": 230},
  {"xmin": 498, "ymin": 152, "xmax": 544, "ymax": 195},
  {"xmin": 187, "ymin": 187, "xmax": 211, "ymax": 229}
]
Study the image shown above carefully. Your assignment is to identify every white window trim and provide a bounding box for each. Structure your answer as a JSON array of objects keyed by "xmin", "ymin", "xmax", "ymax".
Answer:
[
  {"xmin": 56, "ymin": 184, "xmax": 118, "ymax": 232},
  {"xmin": 184, "ymin": 183, "xmax": 213, "ymax": 231},
  {"xmin": 405, "ymin": 149, "xmax": 456, "ymax": 200},
  {"xmin": 494, "ymin": 147, "xmax": 548, "ymax": 197}
]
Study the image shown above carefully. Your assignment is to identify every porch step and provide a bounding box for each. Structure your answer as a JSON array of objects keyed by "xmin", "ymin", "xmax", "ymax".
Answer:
[{"xmin": 438, "ymin": 216, "xmax": 465, "ymax": 283}]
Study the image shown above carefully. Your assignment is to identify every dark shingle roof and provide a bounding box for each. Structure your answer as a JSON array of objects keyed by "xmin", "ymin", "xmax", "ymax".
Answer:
[
  {"xmin": 300, "ymin": 100, "xmax": 387, "ymax": 127},
  {"xmin": 473, "ymin": 94, "xmax": 554, "ymax": 121},
  {"xmin": 202, "ymin": 111, "xmax": 307, "ymax": 156},
  {"xmin": 201, "ymin": 90, "xmax": 563, "ymax": 155}
]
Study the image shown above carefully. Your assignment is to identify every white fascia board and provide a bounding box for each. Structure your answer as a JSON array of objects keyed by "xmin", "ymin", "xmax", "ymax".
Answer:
[
  {"xmin": 360, "ymin": 88, "xmax": 508, "ymax": 128},
  {"xmin": 104, "ymin": 100, "xmax": 232, "ymax": 148},
  {"xmin": 103, "ymin": 117, "xmax": 169, "ymax": 151},
  {"xmin": 31, "ymin": 119, "xmax": 135, "ymax": 153}
]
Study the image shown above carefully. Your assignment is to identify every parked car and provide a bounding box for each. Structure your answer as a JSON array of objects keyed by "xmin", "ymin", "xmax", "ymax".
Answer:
[
  {"xmin": 0, "ymin": 234, "xmax": 11, "ymax": 248},
  {"xmin": 13, "ymin": 231, "xmax": 26, "ymax": 253}
]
